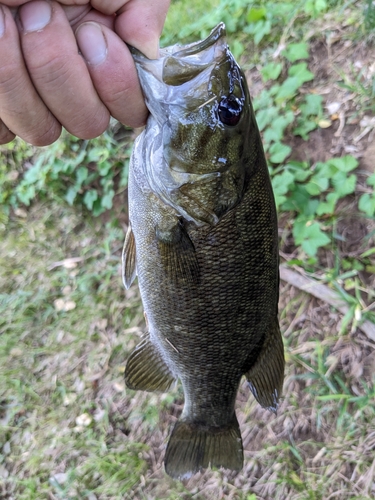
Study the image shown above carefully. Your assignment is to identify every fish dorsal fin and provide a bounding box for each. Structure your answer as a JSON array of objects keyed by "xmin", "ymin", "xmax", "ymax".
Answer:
[
  {"xmin": 125, "ymin": 334, "xmax": 175, "ymax": 392},
  {"xmin": 122, "ymin": 224, "xmax": 137, "ymax": 289},
  {"xmin": 156, "ymin": 220, "xmax": 200, "ymax": 285},
  {"xmin": 244, "ymin": 317, "xmax": 285, "ymax": 413}
]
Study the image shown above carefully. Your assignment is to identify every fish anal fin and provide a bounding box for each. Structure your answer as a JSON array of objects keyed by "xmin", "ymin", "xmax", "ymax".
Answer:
[
  {"xmin": 245, "ymin": 318, "xmax": 285, "ymax": 413},
  {"xmin": 125, "ymin": 335, "xmax": 175, "ymax": 392},
  {"xmin": 122, "ymin": 224, "xmax": 137, "ymax": 289},
  {"xmin": 164, "ymin": 417, "xmax": 243, "ymax": 480},
  {"xmin": 156, "ymin": 220, "xmax": 200, "ymax": 285}
]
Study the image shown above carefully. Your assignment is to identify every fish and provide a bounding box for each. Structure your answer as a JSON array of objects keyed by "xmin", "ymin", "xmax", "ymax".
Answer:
[{"xmin": 122, "ymin": 23, "xmax": 284, "ymax": 480}]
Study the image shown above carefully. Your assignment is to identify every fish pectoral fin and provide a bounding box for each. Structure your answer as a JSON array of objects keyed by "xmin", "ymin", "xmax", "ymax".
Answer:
[
  {"xmin": 156, "ymin": 220, "xmax": 200, "ymax": 285},
  {"xmin": 125, "ymin": 334, "xmax": 175, "ymax": 392},
  {"xmin": 244, "ymin": 318, "xmax": 285, "ymax": 413},
  {"xmin": 122, "ymin": 224, "xmax": 137, "ymax": 289},
  {"xmin": 164, "ymin": 417, "xmax": 243, "ymax": 480}
]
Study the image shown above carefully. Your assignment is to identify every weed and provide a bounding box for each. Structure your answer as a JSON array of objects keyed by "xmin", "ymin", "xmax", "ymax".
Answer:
[
  {"xmin": 1, "ymin": 125, "xmax": 132, "ymax": 219},
  {"xmin": 364, "ymin": 0, "xmax": 375, "ymax": 31}
]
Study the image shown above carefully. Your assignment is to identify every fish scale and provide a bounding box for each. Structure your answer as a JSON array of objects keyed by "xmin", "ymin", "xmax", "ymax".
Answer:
[{"xmin": 122, "ymin": 23, "xmax": 284, "ymax": 479}]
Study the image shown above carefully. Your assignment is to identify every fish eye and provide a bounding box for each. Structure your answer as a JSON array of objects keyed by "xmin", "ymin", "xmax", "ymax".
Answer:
[{"xmin": 218, "ymin": 95, "xmax": 242, "ymax": 126}]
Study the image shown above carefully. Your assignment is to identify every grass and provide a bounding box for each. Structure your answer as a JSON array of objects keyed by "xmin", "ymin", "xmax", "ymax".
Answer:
[
  {"xmin": 1, "ymin": 0, "xmax": 375, "ymax": 498},
  {"xmin": 1, "ymin": 210, "xmax": 374, "ymax": 498}
]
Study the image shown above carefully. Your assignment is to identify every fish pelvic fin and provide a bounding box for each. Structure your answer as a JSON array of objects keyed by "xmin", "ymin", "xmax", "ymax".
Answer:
[
  {"xmin": 156, "ymin": 220, "xmax": 200, "ymax": 286},
  {"xmin": 245, "ymin": 317, "xmax": 285, "ymax": 413},
  {"xmin": 122, "ymin": 224, "xmax": 137, "ymax": 289},
  {"xmin": 164, "ymin": 417, "xmax": 243, "ymax": 480},
  {"xmin": 125, "ymin": 334, "xmax": 175, "ymax": 392}
]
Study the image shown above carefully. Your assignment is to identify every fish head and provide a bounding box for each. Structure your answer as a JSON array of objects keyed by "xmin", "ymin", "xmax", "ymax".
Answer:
[{"xmin": 131, "ymin": 24, "xmax": 259, "ymax": 225}]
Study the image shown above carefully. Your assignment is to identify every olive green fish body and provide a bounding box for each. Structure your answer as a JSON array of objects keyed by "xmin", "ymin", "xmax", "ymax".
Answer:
[{"xmin": 123, "ymin": 24, "xmax": 284, "ymax": 479}]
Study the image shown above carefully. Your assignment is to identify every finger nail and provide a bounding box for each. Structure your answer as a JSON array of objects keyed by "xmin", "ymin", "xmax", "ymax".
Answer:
[
  {"xmin": 19, "ymin": 1, "xmax": 52, "ymax": 33},
  {"xmin": 0, "ymin": 7, "xmax": 5, "ymax": 38},
  {"xmin": 76, "ymin": 22, "xmax": 107, "ymax": 66}
]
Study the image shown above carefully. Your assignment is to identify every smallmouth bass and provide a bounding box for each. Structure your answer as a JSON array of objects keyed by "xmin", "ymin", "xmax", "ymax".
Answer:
[{"xmin": 122, "ymin": 23, "xmax": 284, "ymax": 479}]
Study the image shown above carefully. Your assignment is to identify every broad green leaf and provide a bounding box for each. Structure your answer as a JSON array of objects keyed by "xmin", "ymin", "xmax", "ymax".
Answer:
[
  {"xmin": 300, "ymin": 94, "xmax": 323, "ymax": 116},
  {"xmin": 359, "ymin": 193, "xmax": 375, "ymax": 217},
  {"xmin": 15, "ymin": 184, "xmax": 35, "ymax": 206},
  {"xmin": 293, "ymin": 216, "xmax": 312, "ymax": 245},
  {"xmin": 260, "ymin": 62, "xmax": 282, "ymax": 82},
  {"xmin": 101, "ymin": 189, "xmax": 115, "ymax": 210},
  {"xmin": 83, "ymin": 189, "xmax": 98, "ymax": 211},
  {"xmin": 253, "ymin": 20, "xmax": 272, "ymax": 45},
  {"xmin": 332, "ymin": 172, "xmax": 357, "ymax": 197},
  {"xmin": 366, "ymin": 173, "xmax": 375, "ymax": 187},
  {"xmin": 282, "ymin": 42, "xmax": 309, "ymax": 62},
  {"xmin": 271, "ymin": 171, "xmax": 295, "ymax": 195},
  {"xmin": 23, "ymin": 165, "xmax": 42, "ymax": 184},
  {"xmin": 305, "ymin": 198, "xmax": 320, "ymax": 217},
  {"xmin": 287, "ymin": 162, "xmax": 311, "ymax": 182},
  {"xmin": 65, "ymin": 187, "xmax": 78, "ymax": 206},
  {"xmin": 315, "ymin": 161, "xmax": 336, "ymax": 178},
  {"xmin": 98, "ymin": 161, "xmax": 112, "ymax": 176},
  {"xmin": 304, "ymin": 0, "xmax": 327, "ymax": 16},
  {"xmin": 269, "ymin": 142, "xmax": 292, "ymax": 163},
  {"xmin": 293, "ymin": 119, "xmax": 317, "ymax": 140},
  {"xmin": 328, "ymin": 155, "xmax": 358, "ymax": 172},
  {"xmin": 75, "ymin": 166, "xmax": 89, "ymax": 186},
  {"xmin": 263, "ymin": 112, "xmax": 294, "ymax": 143},
  {"xmin": 288, "ymin": 63, "xmax": 314, "ymax": 85},
  {"xmin": 281, "ymin": 185, "xmax": 310, "ymax": 212},
  {"xmin": 315, "ymin": 0, "xmax": 328, "ymax": 13},
  {"xmin": 49, "ymin": 159, "xmax": 67, "ymax": 178},
  {"xmin": 276, "ymin": 76, "xmax": 301, "ymax": 100},
  {"xmin": 247, "ymin": 6, "xmax": 267, "ymax": 22},
  {"xmin": 305, "ymin": 175, "xmax": 329, "ymax": 195},
  {"xmin": 294, "ymin": 221, "xmax": 331, "ymax": 256},
  {"xmin": 253, "ymin": 89, "xmax": 274, "ymax": 111},
  {"xmin": 255, "ymin": 106, "xmax": 278, "ymax": 131},
  {"xmin": 316, "ymin": 192, "xmax": 339, "ymax": 215},
  {"xmin": 88, "ymin": 147, "xmax": 109, "ymax": 163}
]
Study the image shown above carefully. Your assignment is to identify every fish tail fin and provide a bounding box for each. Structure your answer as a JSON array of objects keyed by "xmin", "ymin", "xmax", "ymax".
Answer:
[{"xmin": 164, "ymin": 417, "xmax": 243, "ymax": 479}]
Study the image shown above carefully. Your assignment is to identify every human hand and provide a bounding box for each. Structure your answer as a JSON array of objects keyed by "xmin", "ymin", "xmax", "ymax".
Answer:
[{"xmin": 0, "ymin": 0, "xmax": 170, "ymax": 145}]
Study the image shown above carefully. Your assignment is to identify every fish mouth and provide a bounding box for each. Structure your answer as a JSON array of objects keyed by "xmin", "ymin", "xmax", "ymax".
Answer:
[
  {"xmin": 129, "ymin": 23, "xmax": 226, "ymax": 60},
  {"xmin": 129, "ymin": 23, "xmax": 228, "ymax": 87},
  {"xmin": 168, "ymin": 23, "xmax": 226, "ymax": 58}
]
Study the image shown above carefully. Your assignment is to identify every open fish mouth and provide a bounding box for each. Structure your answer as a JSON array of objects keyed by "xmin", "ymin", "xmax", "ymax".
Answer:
[
  {"xmin": 130, "ymin": 22, "xmax": 227, "ymax": 63},
  {"xmin": 129, "ymin": 23, "xmax": 229, "ymax": 94},
  {"xmin": 164, "ymin": 22, "xmax": 226, "ymax": 59}
]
